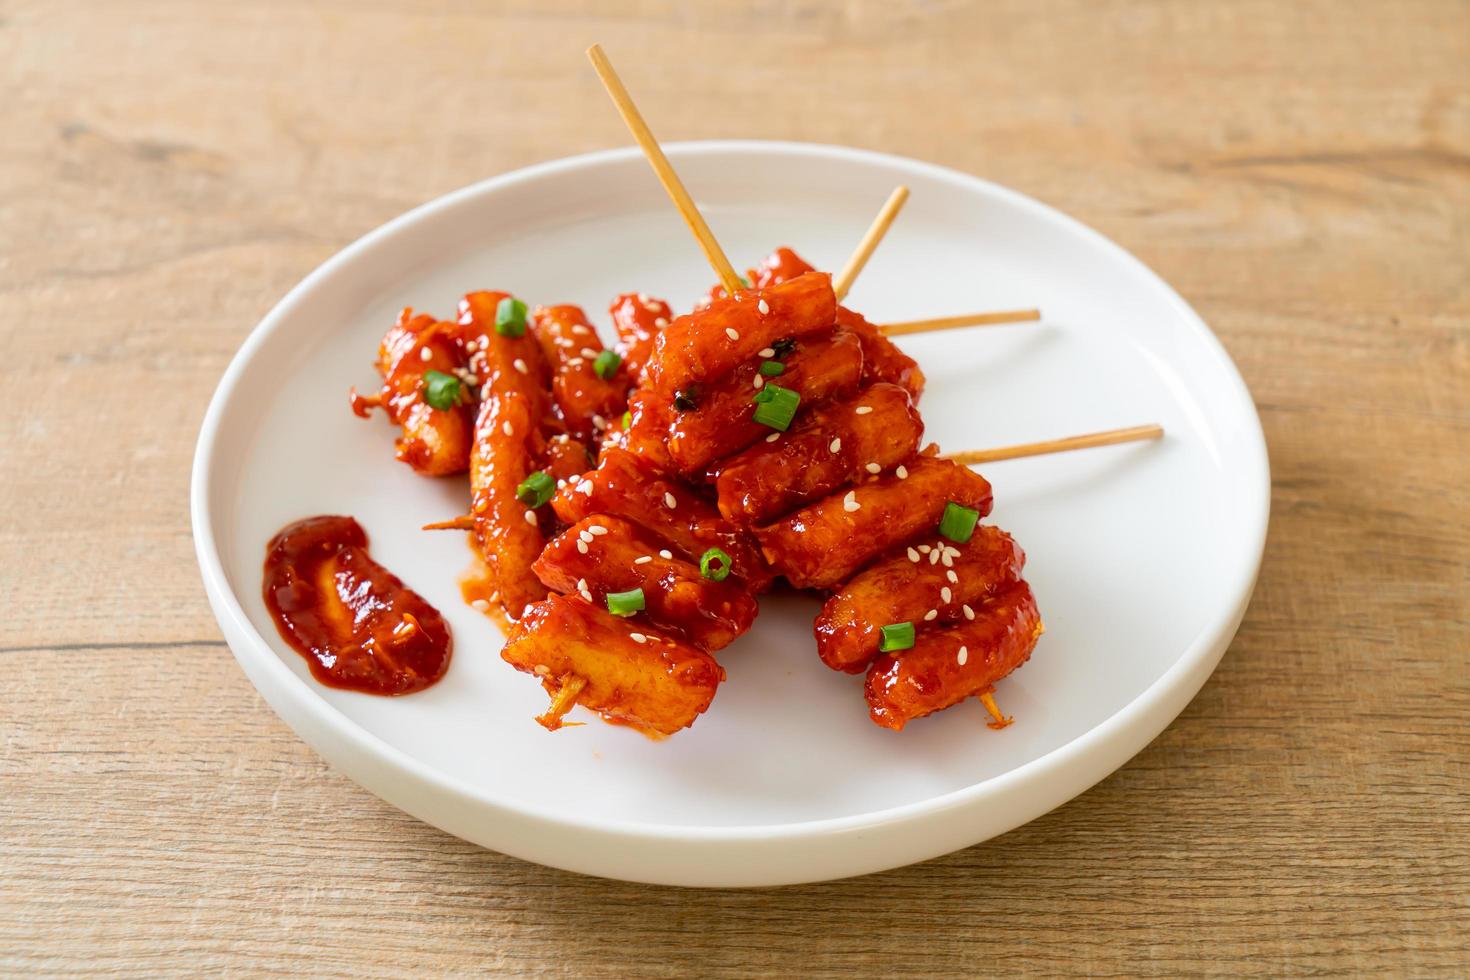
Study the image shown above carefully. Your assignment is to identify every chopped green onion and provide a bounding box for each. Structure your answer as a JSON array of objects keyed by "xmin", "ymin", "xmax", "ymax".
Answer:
[
  {"xmin": 593, "ymin": 350, "xmax": 621, "ymax": 380},
  {"xmin": 938, "ymin": 501, "xmax": 980, "ymax": 544},
  {"xmin": 879, "ymin": 622, "xmax": 915, "ymax": 653},
  {"xmin": 770, "ymin": 337, "xmax": 797, "ymax": 359},
  {"xmin": 606, "ymin": 587, "xmax": 645, "ymax": 617},
  {"xmin": 423, "ymin": 370, "xmax": 462, "ymax": 410},
  {"xmin": 752, "ymin": 383, "xmax": 801, "ymax": 431},
  {"xmin": 515, "ymin": 471, "xmax": 555, "ymax": 508},
  {"xmin": 699, "ymin": 547, "xmax": 732, "ymax": 582},
  {"xmin": 758, "ymin": 360, "xmax": 786, "ymax": 377},
  {"xmin": 621, "ymin": 410, "xmax": 632, "ymax": 430},
  {"xmin": 495, "ymin": 297, "xmax": 528, "ymax": 337}
]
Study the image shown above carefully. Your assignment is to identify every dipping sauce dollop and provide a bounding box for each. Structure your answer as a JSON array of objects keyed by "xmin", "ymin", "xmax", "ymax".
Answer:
[{"xmin": 263, "ymin": 515, "xmax": 451, "ymax": 694}]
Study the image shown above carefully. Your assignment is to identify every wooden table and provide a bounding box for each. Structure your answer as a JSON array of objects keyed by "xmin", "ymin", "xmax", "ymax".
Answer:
[{"xmin": 4, "ymin": 2, "xmax": 1467, "ymax": 974}]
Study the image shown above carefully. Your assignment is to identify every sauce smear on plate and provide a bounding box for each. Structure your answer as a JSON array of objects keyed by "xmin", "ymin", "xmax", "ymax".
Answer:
[{"xmin": 263, "ymin": 515, "xmax": 451, "ymax": 694}]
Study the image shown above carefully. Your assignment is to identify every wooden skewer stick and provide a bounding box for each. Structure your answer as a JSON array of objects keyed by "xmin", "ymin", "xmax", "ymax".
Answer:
[
  {"xmin": 880, "ymin": 308, "xmax": 1042, "ymax": 337},
  {"xmin": 536, "ymin": 674, "xmax": 589, "ymax": 732},
  {"xmin": 426, "ymin": 425, "xmax": 1161, "ymax": 534},
  {"xmin": 945, "ymin": 424, "xmax": 1164, "ymax": 467},
  {"xmin": 423, "ymin": 516, "xmax": 475, "ymax": 532},
  {"xmin": 833, "ymin": 185, "xmax": 909, "ymax": 302},
  {"xmin": 586, "ymin": 44, "xmax": 743, "ymax": 296}
]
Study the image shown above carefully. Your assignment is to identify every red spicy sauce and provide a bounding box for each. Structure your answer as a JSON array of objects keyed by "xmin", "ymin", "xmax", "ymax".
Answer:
[{"xmin": 263, "ymin": 515, "xmax": 451, "ymax": 695}]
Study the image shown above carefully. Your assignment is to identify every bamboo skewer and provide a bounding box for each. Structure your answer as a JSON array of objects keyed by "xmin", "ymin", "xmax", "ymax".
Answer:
[
  {"xmin": 585, "ymin": 48, "xmax": 1035, "ymax": 339},
  {"xmin": 833, "ymin": 185, "xmax": 909, "ymax": 302},
  {"xmin": 880, "ymin": 309, "xmax": 1041, "ymax": 336},
  {"xmin": 944, "ymin": 424, "xmax": 1164, "ymax": 467},
  {"xmin": 833, "ymin": 188, "xmax": 1040, "ymax": 336},
  {"xmin": 586, "ymin": 44, "xmax": 743, "ymax": 297},
  {"xmin": 425, "ymin": 425, "xmax": 1165, "ymax": 531}
]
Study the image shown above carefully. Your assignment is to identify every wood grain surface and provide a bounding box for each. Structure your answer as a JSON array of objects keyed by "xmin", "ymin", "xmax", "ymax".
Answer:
[{"xmin": 3, "ymin": 0, "xmax": 1467, "ymax": 975}]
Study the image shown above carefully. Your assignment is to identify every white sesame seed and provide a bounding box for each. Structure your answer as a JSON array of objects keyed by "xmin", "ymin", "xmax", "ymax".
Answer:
[
  {"xmin": 957, "ymin": 646, "xmax": 969, "ymax": 666},
  {"xmin": 941, "ymin": 552, "xmax": 954, "ymax": 568},
  {"xmin": 963, "ymin": 604, "xmax": 975, "ymax": 621},
  {"xmin": 941, "ymin": 586, "xmax": 953, "ymax": 603},
  {"xmin": 579, "ymin": 530, "xmax": 594, "ymax": 544},
  {"xmin": 465, "ymin": 341, "xmax": 478, "ymax": 353},
  {"xmin": 766, "ymin": 432, "xmax": 780, "ymax": 442},
  {"xmin": 758, "ymin": 347, "xmax": 776, "ymax": 358},
  {"xmin": 855, "ymin": 405, "xmax": 873, "ymax": 415},
  {"xmin": 658, "ymin": 549, "xmax": 673, "ymax": 560},
  {"xmin": 654, "ymin": 317, "xmax": 669, "ymax": 327},
  {"xmin": 753, "ymin": 375, "xmax": 764, "ymax": 390},
  {"xmin": 534, "ymin": 664, "xmax": 550, "ymax": 676},
  {"xmin": 929, "ymin": 549, "xmax": 941, "ymax": 565},
  {"xmin": 471, "ymin": 599, "xmax": 490, "ymax": 611},
  {"xmin": 567, "ymin": 357, "xmax": 585, "ymax": 368},
  {"xmin": 664, "ymin": 492, "xmax": 677, "ymax": 509},
  {"xmin": 577, "ymin": 579, "xmax": 588, "ymax": 592},
  {"xmin": 489, "ymin": 591, "xmax": 499, "ymax": 603},
  {"xmin": 592, "ymin": 414, "xmax": 607, "ymax": 431},
  {"xmin": 580, "ymin": 590, "xmax": 593, "ymax": 603},
  {"xmin": 843, "ymin": 490, "xmax": 859, "ymax": 512},
  {"xmin": 865, "ymin": 462, "xmax": 881, "ymax": 474},
  {"xmin": 829, "ymin": 438, "xmax": 842, "ymax": 453},
  {"xmin": 917, "ymin": 545, "xmax": 931, "ymax": 554},
  {"xmin": 757, "ymin": 299, "xmax": 770, "ymax": 315},
  {"xmin": 630, "ymin": 632, "xmax": 647, "ymax": 644},
  {"xmin": 524, "ymin": 510, "xmax": 537, "ymax": 525},
  {"xmin": 576, "ymin": 539, "xmax": 588, "ymax": 554},
  {"xmin": 513, "ymin": 358, "xmax": 528, "ymax": 374},
  {"xmin": 896, "ymin": 465, "xmax": 908, "ymax": 479},
  {"xmin": 907, "ymin": 547, "xmax": 920, "ymax": 562},
  {"xmin": 946, "ymin": 570, "xmax": 958, "ymax": 584},
  {"xmin": 725, "ymin": 327, "xmax": 740, "ymax": 341},
  {"xmin": 502, "ymin": 420, "xmax": 514, "ymax": 436},
  {"xmin": 923, "ymin": 609, "xmax": 938, "ymax": 621},
  {"xmin": 577, "ymin": 480, "xmax": 593, "ymax": 494},
  {"xmin": 588, "ymin": 524, "xmax": 608, "ymax": 536},
  {"xmin": 634, "ymin": 555, "xmax": 653, "ymax": 565},
  {"xmin": 580, "ymin": 347, "xmax": 598, "ymax": 358},
  {"xmin": 419, "ymin": 348, "xmax": 432, "ymax": 362}
]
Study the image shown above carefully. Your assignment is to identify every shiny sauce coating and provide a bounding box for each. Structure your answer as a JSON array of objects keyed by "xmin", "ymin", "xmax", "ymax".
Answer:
[{"xmin": 263, "ymin": 515, "xmax": 451, "ymax": 695}]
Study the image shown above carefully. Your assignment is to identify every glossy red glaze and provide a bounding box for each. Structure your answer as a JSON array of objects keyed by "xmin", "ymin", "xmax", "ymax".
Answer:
[
  {"xmin": 713, "ymin": 383, "xmax": 923, "ymax": 525},
  {"xmin": 865, "ymin": 581, "xmax": 1041, "ymax": 730},
  {"xmin": 703, "ymin": 246, "xmax": 818, "ymax": 305},
  {"xmin": 610, "ymin": 293, "xmax": 674, "ymax": 381},
  {"xmin": 350, "ymin": 308, "xmax": 474, "ymax": 476},
  {"xmin": 664, "ymin": 328, "xmax": 865, "ymax": 479},
  {"xmin": 837, "ymin": 306, "xmax": 925, "ymax": 399},
  {"xmin": 502, "ymin": 594, "xmax": 723, "ymax": 737},
  {"xmin": 551, "ymin": 448, "xmax": 776, "ymax": 592},
  {"xmin": 531, "ymin": 304, "xmax": 627, "ymax": 444},
  {"xmin": 755, "ymin": 454, "xmax": 994, "ymax": 591},
  {"xmin": 534, "ymin": 515, "xmax": 759, "ymax": 651},
  {"xmin": 622, "ymin": 388, "xmax": 678, "ymax": 472},
  {"xmin": 815, "ymin": 525, "xmax": 1026, "ymax": 674},
  {"xmin": 646, "ymin": 271, "xmax": 837, "ymax": 397},
  {"xmin": 262, "ymin": 516, "xmax": 451, "ymax": 695}
]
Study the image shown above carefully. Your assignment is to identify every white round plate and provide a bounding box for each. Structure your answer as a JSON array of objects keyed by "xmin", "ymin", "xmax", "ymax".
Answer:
[{"xmin": 192, "ymin": 142, "xmax": 1268, "ymax": 887}]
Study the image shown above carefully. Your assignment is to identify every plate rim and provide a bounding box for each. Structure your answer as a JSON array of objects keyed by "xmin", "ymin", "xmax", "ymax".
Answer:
[{"xmin": 191, "ymin": 139, "xmax": 1270, "ymax": 875}]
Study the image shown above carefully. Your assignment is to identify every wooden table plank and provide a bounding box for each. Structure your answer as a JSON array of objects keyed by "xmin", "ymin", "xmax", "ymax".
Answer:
[{"xmin": 2, "ymin": 0, "xmax": 1467, "ymax": 974}]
